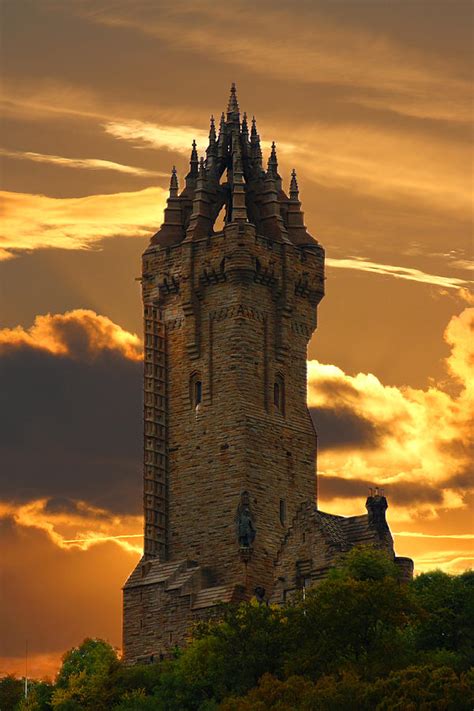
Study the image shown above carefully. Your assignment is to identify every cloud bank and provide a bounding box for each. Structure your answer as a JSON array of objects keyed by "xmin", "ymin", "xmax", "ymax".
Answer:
[{"xmin": 0, "ymin": 187, "xmax": 167, "ymax": 260}]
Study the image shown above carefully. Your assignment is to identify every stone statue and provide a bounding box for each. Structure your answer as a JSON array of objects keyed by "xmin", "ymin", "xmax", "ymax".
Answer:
[{"xmin": 236, "ymin": 491, "xmax": 256, "ymax": 547}]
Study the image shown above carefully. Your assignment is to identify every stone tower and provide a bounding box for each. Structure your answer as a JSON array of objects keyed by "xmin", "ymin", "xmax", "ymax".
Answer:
[{"xmin": 123, "ymin": 85, "xmax": 411, "ymax": 664}]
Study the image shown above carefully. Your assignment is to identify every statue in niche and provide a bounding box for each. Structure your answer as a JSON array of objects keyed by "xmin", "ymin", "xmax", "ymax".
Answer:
[{"xmin": 236, "ymin": 491, "xmax": 256, "ymax": 547}]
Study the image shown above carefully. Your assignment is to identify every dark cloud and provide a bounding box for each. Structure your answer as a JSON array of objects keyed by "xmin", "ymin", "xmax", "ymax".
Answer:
[
  {"xmin": 310, "ymin": 405, "xmax": 384, "ymax": 450},
  {"xmin": 319, "ymin": 475, "xmax": 444, "ymax": 506},
  {"xmin": 443, "ymin": 469, "xmax": 474, "ymax": 491},
  {"xmin": 0, "ymin": 344, "xmax": 142, "ymax": 513},
  {"xmin": 42, "ymin": 497, "xmax": 82, "ymax": 515}
]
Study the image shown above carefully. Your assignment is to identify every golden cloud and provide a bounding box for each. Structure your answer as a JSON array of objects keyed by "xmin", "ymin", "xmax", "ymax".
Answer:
[
  {"xmin": 310, "ymin": 306, "xmax": 474, "ymax": 523},
  {"xmin": 103, "ymin": 120, "xmax": 210, "ymax": 154},
  {"xmin": 0, "ymin": 498, "xmax": 143, "ymax": 555},
  {"xmin": 0, "ymin": 147, "xmax": 166, "ymax": 177},
  {"xmin": 326, "ymin": 258, "xmax": 471, "ymax": 290},
  {"xmin": 104, "ymin": 119, "xmax": 296, "ymax": 156},
  {"xmin": 0, "ymin": 186, "xmax": 166, "ymax": 260},
  {"xmin": 0, "ymin": 309, "xmax": 143, "ymax": 361}
]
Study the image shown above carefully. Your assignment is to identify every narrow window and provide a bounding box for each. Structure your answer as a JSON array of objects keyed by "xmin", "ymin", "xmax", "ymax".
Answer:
[
  {"xmin": 274, "ymin": 382, "xmax": 280, "ymax": 408},
  {"xmin": 190, "ymin": 372, "xmax": 203, "ymax": 409},
  {"xmin": 274, "ymin": 374, "xmax": 285, "ymax": 414},
  {"xmin": 195, "ymin": 379, "xmax": 202, "ymax": 406},
  {"xmin": 279, "ymin": 498, "xmax": 286, "ymax": 526}
]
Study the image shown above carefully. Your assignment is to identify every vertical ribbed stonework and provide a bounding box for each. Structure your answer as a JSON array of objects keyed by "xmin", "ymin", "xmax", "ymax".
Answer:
[{"xmin": 143, "ymin": 305, "xmax": 167, "ymax": 560}]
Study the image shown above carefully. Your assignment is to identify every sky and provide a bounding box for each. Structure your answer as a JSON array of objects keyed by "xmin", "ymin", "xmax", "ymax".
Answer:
[{"xmin": 0, "ymin": 0, "xmax": 473, "ymax": 680}]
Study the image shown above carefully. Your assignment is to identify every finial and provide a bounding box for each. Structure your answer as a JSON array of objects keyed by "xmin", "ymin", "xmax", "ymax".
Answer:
[
  {"xmin": 209, "ymin": 115, "xmax": 216, "ymax": 143},
  {"xmin": 251, "ymin": 116, "xmax": 257, "ymax": 138},
  {"xmin": 169, "ymin": 165, "xmax": 178, "ymax": 197},
  {"xmin": 289, "ymin": 168, "xmax": 299, "ymax": 200},
  {"xmin": 189, "ymin": 139, "xmax": 199, "ymax": 176},
  {"xmin": 267, "ymin": 141, "xmax": 278, "ymax": 176},
  {"xmin": 227, "ymin": 82, "xmax": 240, "ymax": 116}
]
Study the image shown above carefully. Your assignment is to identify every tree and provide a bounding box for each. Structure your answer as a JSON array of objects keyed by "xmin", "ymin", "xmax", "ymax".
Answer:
[
  {"xmin": 51, "ymin": 639, "xmax": 118, "ymax": 710},
  {"xmin": 0, "ymin": 675, "xmax": 24, "ymax": 710},
  {"xmin": 411, "ymin": 570, "xmax": 474, "ymax": 664},
  {"xmin": 372, "ymin": 664, "xmax": 474, "ymax": 710},
  {"xmin": 285, "ymin": 551, "xmax": 418, "ymax": 679},
  {"xmin": 18, "ymin": 680, "xmax": 54, "ymax": 710}
]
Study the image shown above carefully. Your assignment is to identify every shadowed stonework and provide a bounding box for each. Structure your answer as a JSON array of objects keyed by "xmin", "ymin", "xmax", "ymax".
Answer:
[{"xmin": 122, "ymin": 85, "xmax": 412, "ymax": 663}]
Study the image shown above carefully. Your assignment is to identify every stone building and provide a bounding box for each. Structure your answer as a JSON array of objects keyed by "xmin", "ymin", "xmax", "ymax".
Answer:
[{"xmin": 123, "ymin": 85, "xmax": 413, "ymax": 664}]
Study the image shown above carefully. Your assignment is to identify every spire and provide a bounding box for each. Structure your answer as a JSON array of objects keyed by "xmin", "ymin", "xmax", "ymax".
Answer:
[
  {"xmin": 251, "ymin": 116, "xmax": 258, "ymax": 140},
  {"xmin": 250, "ymin": 116, "xmax": 262, "ymax": 167},
  {"xmin": 189, "ymin": 139, "xmax": 199, "ymax": 177},
  {"xmin": 169, "ymin": 165, "xmax": 178, "ymax": 198},
  {"xmin": 227, "ymin": 82, "xmax": 240, "ymax": 119},
  {"xmin": 289, "ymin": 168, "xmax": 299, "ymax": 200},
  {"xmin": 241, "ymin": 112, "xmax": 249, "ymax": 137},
  {"xmin": 209, "ymin": 115, "xmax": 216, "ymax": 143},
  {"xmin": 206, "ymin": 115, "xmax": 217, "ymax": 168},
  {"xmin": 267, "ymin": 141, "xmax": 278, "ymax": 177}
]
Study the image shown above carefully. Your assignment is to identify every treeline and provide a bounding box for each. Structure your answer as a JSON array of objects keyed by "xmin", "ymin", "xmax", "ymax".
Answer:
[{"xmin": 2, "ymin": 549, "xmax": 473, "ymax": 710}]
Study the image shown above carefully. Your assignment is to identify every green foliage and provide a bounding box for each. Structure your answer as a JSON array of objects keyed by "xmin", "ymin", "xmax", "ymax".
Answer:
[
  {"xmin": 0, "ymin": 674, "xmax": 24, "ymax": 710},
  {"xmin": 330, "ymin": 545, "xmax": 402, "ymax": 582},
  {"xmin": 220, "ymin": 666, "xmax": 474, "ymax": 711},
  {"xmin": 2, "ymin": 554, "xmax": 472, "ymax": 711},
  {"xmin": 55, "ymin": 638, "xmax": 117, "ymax": 688},
  {"xmin": 285, "ymin": 566, "xmax": 418, "ymax": 678},
  {"xmin": 411, "ymin": 569, "xmax": 474, "ymax": 664},
  {"xmin": 18, "ymin": 680, "xmax": 54, "ymax": 710},
  {"xmin": 51, "ymin": 638, "xmax": 119, "ymax": 710},
  {"xmin": 372, "ymin": 664, "xmax": 474, "ymax": 710}
]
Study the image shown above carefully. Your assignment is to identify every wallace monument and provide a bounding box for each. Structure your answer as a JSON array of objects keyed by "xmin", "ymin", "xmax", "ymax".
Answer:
[{"xmin": 123, "ymin": 85, "xmax": 413, "ymax": 664}]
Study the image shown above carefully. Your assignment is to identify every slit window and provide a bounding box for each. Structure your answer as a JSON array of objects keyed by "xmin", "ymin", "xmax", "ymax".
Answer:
[
  {"xmin": 279, "ymin": 498, "xmax": 286, "ymax": 526},
  {"xmin": 190, "ymin": 372, "xmax": 203, "ymax": 409},
  {"xmin": 274, "ymin": 374, "xmax": 285, "ymax": 414},
  {"xmin": 195, "ymin": 380, "xmax": 202, "ymax": 405}
]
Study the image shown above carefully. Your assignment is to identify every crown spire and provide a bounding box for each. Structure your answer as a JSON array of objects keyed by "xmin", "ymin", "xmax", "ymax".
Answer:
[
  {"xmin": 169, "ymin": 165, "xmax": 178, "ymax": 197},
  {"xmin": 227, "ymin": 82, "xmax": 240, "ymax": 118},
  {"xmin": 289, "ymin": 168, "xmax": 299, "ymax": 200}
]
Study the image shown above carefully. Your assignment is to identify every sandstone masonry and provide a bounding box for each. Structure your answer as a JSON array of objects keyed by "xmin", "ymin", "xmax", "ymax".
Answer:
[{"xmin": 122, "ymin": 85, "xmax": 413, "ymax": 664}]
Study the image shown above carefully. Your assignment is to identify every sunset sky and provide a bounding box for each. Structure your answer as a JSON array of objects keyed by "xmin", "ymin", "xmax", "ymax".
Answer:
[{"xmin": 1, "ymin": 0, "xmax": 473, "ymax": 680}]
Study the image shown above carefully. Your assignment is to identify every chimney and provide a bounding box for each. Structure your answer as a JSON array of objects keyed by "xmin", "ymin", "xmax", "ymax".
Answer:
[{"xmin": 366, "ymin": 487, "xmax": 389, "ymax": 532}]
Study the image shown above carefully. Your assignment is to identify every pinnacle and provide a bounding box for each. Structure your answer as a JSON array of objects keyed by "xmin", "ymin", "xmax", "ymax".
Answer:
[
  {"xmin": 227, "ymin": 82, "xmax": 240, "ymax": 116},
  {"xmin": 209, "ymin": 115, "xmax": 216, "ymax": 142},
  {"xmin": 267, "ymin": 141, "xmax": 278, "ymax": 175},
  {"xmin": 290, "ymin": 168, "xmax": 299, "ymax": 199},
  {"xmin": 169, "ymin": 165, "xmax": 178, "ymax": 197}
]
